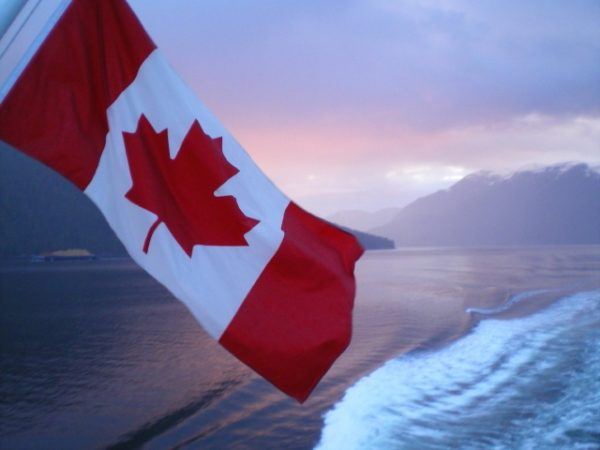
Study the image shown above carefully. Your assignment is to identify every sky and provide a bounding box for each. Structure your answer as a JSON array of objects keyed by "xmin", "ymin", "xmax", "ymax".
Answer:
[{"xmin": 130, "ymin": 0, "xmax": 600, "ymax": 215}]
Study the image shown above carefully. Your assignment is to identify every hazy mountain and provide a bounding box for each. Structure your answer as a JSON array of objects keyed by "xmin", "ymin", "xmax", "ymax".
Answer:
[
  {"xmin": 328, "ymin": 207, "xmax": 402, "ymax": 232},
  {"xmin": 373, "ymin": 163, "xmax": 600, "ymax": 247},
  {"xmin": 0, "ymin": 144, "xmax": 392, "ymax": 256}
]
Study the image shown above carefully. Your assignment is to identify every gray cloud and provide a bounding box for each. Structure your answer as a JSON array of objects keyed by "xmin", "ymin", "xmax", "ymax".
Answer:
[
  {"xmin": 130, "ymin": 1, "xmax": 600, "ymax": 214},
  {"xmin": 133, "ymin": 0, "xmax": 600, "ymax": 130}
]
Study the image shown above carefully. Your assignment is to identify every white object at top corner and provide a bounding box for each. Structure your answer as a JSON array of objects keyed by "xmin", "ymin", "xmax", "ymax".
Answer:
[{"xmin": 0, "ymin": 0, "xmax": 71, "ymax": 103}]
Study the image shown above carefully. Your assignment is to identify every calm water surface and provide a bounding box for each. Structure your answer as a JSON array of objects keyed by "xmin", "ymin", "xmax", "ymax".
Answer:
[{"xmin": 1, "ymin": 246, "xmax": 599, "ymax": 449}]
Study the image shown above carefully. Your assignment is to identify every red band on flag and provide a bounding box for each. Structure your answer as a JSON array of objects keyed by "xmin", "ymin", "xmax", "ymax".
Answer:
[
  {"xmin": 219, "ymin": 203, "xmax": 364, "ymax": 402},
  {"xmin": 0, "ymin": 0, "xmax": 155, "ymax": 189}
]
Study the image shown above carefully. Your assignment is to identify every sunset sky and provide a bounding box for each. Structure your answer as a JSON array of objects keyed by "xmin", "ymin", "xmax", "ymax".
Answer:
[{"xmin": 131, "ymin": 0, "xmax": 600, "ymax": 215}]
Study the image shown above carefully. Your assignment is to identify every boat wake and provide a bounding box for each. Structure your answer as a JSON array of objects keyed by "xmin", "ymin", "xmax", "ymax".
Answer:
[
  {"xmin": 316, "ymin": 290, "xmax": 600, "ymax": 450},
  {"xmin": 465, "ymin": 289, "xmax": 549, "ymax": 316}
]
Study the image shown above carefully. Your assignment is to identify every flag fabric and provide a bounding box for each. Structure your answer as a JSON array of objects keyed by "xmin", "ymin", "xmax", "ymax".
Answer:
[{"xmin": 0, "ymin": 0, "xmax": 363, "ymax": 402}]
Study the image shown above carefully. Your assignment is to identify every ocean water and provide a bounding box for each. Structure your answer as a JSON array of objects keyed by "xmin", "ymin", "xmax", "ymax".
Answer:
[
  {"xmin": 316, "ymin": 290, "xmax": 600, "ymax": 450},
  {"xmin": 1, "ymin": 246, "xmax": 599, "ymax": 449}
]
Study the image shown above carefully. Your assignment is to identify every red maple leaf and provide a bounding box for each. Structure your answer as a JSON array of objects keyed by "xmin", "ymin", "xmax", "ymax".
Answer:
[{"xmin": 123, "ymin": 114, "xmax": 259, "ymax": 256}]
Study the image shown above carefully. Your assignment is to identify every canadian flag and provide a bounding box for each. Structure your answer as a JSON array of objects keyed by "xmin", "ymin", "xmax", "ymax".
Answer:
[{"xmin": 0, "ymin": 0, "xmax": 363, "ymax": 402}]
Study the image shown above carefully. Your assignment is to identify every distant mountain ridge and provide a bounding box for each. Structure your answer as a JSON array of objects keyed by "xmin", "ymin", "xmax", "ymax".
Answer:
[
  {"xmin": 0, "ymin": 144, "xmax": 392, "ymax": 256},
  {"xmin": 373, "ymin": 163, "xmax": 600, "ymax": 246},
  {"xmin": 328, "ymin": 207, "xmax": 401, "ymax": 232},
  {"xmin": 339, "ymin": 227, "xmax": 394, "ymax": 250}
]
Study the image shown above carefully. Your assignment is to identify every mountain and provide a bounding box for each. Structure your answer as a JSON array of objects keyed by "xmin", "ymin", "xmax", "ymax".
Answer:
[
  {"xmin": 328, "ymin": 207, "xmax": 401, "ymax": 232},
  {"xmin": 0, "ymin": 143, "xmax": 392, "ymax": 256},
  {"xmin": 0, "ymin": 144, "xmax": 126, "ymax": 256},
  {"xmin": 339, "ymin": 227, "xmax": 394, "ymax": 250},
  {"xmin": 373, "ymin": 163, "xmax": 600, "ymax": 247}
]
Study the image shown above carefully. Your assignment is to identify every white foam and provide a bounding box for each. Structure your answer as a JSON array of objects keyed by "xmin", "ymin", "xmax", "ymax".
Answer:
[
  {"xmin": 315, "ymin": 291, "xmax": 600, "ymax": 450},
  {"xmin": 466, "ymin": 289, "xmax": 548, "ymax": 315}
]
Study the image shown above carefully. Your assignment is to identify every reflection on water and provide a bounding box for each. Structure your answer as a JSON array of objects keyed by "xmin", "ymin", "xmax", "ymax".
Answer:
[
  {"xmin": 1, "ymin": 246, "xmax": 599, "ymax": 449},
  {"xmin": 0, "ymin": 260, "xmax": 249, "ymax": 449}
]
